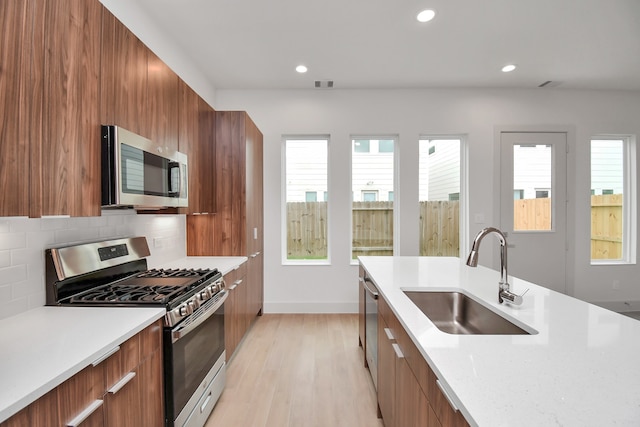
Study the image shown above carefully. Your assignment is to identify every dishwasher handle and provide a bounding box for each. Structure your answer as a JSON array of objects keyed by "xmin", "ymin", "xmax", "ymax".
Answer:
[{"xmin": 360, "ymin": 277, "xmax": 379, "ymax": 300}]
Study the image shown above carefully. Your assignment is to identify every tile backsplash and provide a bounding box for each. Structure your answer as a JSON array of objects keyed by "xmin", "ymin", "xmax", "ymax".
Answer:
[{"xmin": 0, "ymin": 210, "xmax": 186, "ymax": 320}]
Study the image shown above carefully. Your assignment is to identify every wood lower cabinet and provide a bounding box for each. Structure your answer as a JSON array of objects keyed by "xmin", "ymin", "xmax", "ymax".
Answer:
[
  {"xmin": 377, "ymin": 294, "xmax": 469, "ymax": 427},
  {"xmin": 0, "ymin": 320, "xmax": 163, "ymax": 427},
  {"xmin": 224, "ymin": 262, "xmax": 248, "ymax": 361}
]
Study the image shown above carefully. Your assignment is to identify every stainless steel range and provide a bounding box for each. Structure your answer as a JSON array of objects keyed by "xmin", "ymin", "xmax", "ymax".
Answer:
[{"xmin": 45, "ymin": 237, "xmax": 227, "ymax": 427}]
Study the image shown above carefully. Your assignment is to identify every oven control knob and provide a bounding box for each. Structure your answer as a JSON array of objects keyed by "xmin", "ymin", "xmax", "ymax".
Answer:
[
  {"xmin": 199, "ymin": 289, "xmax": 210, "ymax": 301},
  {"xmin": 178, "ymin": 304, "xmax": 191, "ymax": 316}
]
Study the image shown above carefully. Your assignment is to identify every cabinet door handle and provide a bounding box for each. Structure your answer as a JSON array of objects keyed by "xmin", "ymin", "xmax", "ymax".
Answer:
[
  {"xmin": 108, "ymin": 372, "xmax": 136, "ymax": 395},
  {"xmin": 66, "ymin": 399, "xmax": 103, "ymax": 427},
  {"xmin": 229, "ymin": 279, "xmax": 242, "ymax": 290},
  {"xmin": 91, "ymin": 345, "xmax": 120, "ymax": 367},
  {"xmin": 436, "ymin": 379, "xmax": 459, "ymax": 412},
  {"xmin": 391, "ymin": 343, "xmax": 404, "ymax": 359},
  {"xmin": 384, "ymin": 328, "xmax": 395, "ymax": 341}
]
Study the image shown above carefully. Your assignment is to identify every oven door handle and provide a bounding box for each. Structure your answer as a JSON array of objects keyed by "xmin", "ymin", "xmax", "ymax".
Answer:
[{"xmin": 171, "ymin": 291, "xmax": 228, "ymax": 343}]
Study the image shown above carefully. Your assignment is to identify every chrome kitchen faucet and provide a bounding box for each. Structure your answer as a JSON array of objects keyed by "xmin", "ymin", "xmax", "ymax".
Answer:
[{"xmin": 466, "ymin": 227, "xmax": 526, "ymax": 305}]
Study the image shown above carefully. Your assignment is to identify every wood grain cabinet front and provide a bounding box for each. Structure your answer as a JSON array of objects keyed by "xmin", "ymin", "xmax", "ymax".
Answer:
[
  {"xmin": 224, "ymin": 262, "xmax": 248, "ymax": 361},
  {"xmin": 376, "ymin": 294, "xmax": 469, "ymax": 427},
  {"xmin": 0, "ymin": 320, "xmax": 164, "ymax": 427}
]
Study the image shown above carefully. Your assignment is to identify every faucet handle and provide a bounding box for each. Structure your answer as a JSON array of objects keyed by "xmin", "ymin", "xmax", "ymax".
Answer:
[{"xmin": 499, "ymin": 288, "xmax": 529, "ymax": 305}]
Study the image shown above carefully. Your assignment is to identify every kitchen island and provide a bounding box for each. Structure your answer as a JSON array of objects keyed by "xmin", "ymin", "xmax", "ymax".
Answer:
[{"xmin": 359, "ymin": 256, "xmax": 640, "ymax": 427}]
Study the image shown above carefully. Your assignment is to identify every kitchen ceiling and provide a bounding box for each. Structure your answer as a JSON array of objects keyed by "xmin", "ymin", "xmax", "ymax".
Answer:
[{"xmin": 132, "ymin": 0, "xmax": 640, "ymax": 91}]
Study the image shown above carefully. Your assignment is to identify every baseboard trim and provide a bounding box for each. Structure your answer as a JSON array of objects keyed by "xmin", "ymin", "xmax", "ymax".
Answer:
[{"xmin": 263, "ymin": 302, "xmax": 358, "ymax": 314}]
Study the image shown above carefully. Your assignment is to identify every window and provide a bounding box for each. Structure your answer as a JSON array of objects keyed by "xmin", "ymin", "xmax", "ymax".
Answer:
[
  {"xmin": 353, "ymin": 140, "xmax": 370, "ymax": 153},
  {"xmin": 378, "ymin": 140, "xmax": 394, "ymax": 153},
  {"xmin": 513, "ymin": 144, "xmax": 552, "ymax": 231},
  {"xmin": 352, "ymin": 137, "xmax": 396, "ymax": 259},
  {"xmin": 535, "ymin": 189, "xmax": 550, "ymax": 198},
  {"xmin": 514, "ymin": 189, "xmax": 524, "ymax": 199},
  {"xmin": 283, "ymin": 137, "xmax": 329, "ymax": 262},
  {"xmin": 419, "ymin": 137, "xmax": 461, "ymax": 257},
  {"xmin": 362, "ymin": 191, "xmax": 378, "ymax": 202},
  {"xmin": 590, "ymin": 137, "xmax": 636, "ymax": 263}
]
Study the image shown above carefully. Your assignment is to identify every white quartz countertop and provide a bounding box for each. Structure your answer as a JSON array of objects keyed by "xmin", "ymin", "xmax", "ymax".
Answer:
[
  {"xmin": 156, "ymin": 256, "xmax": 247, "ymax": 276},
  {"xmin": 359, "ymin": 256, "xmax": 640, "ymax": 427},
  {"xmin": 0, "ymin": 306, "xmax": 165, "ymax": 423}
]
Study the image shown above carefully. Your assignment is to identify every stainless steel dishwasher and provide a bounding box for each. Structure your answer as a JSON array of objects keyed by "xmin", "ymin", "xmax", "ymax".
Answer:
[{"xmin": 361, "ymin": 275, "xmax": 379, "ymax": 389}]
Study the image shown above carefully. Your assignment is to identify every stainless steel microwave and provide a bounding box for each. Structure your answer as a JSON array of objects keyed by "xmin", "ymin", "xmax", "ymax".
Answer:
[{"xmin": 101, "ymin": 125, "xmax": 188, "ymax": 209}]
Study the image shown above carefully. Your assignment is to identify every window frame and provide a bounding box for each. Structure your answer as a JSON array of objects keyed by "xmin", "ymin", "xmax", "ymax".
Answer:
[
  {"xmin": 281, "ymin": 135, "xmax": 331, "ymax": 265},
  {"xmin": 590, "ymin": 135, "xmax": 637, "ymax": 265},
  {"xmin": 350, "ymin": 135, "xmax": 398, "ymax": 264}
]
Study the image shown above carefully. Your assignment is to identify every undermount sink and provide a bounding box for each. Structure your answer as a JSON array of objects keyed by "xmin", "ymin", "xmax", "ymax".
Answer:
[{"xmin": 403, "ymin": 290, "xmax": 533, "ymax": 335}]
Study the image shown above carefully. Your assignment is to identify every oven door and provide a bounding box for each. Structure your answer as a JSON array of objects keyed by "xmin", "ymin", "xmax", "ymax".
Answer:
[{"xmin": 164, "ymin": 291, "xmax": 227, "ymax": 427}]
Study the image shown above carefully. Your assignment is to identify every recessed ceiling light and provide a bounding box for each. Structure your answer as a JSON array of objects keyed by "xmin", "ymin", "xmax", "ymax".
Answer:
[
  {"xmin": 417, "ymin": 9, "xmax": 436, "ymax": 23},
  {"xmin": 502, "ymin": 64, "xmax": 517, "ymax": 73},
  {"xmin": 296, "ymin": 65, "xmax": 308, "ymax": 73}
]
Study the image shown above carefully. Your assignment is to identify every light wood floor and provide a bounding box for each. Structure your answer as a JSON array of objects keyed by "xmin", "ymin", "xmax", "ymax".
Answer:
[{"xmin": 205, "ymin": 314, "xmax": 385, "ymax": 427}]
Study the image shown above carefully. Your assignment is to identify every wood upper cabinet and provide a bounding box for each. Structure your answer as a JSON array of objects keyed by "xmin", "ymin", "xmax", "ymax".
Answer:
[
  {"xmin": 146, "ymin": 51, "xmax": 179, "ymax": 152},
  {"xmin": 0, "ymin": 0, "xmax": 35, "ymax": 217},
  {"xmin": 178, "ymin": 80, "xmax": 216, "ymax": 214},
  {"xmin": 34, "ymin": 0, "xmax": 103, "ymax": 217},
  {"xmin": 100, "ymin": 7, "xmax": 147, "ymax": 137},
  {"xmin": 187, "ymin": 111, "xmax": 263, "ymax": 257}
]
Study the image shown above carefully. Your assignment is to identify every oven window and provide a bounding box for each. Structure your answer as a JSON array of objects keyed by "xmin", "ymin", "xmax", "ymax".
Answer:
[{"xmin": 166, "ymin": 305, "xmax": 225, "ymax": 420}]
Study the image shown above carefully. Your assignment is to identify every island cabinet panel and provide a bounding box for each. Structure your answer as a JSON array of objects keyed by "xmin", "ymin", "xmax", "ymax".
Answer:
[
  {"xmin": 100, "ymin": 7, "xmax": 148, "ymax": 137},
  {"xmin": 0, "ymin": 320, "xmax": 163, "ymax": 427},
  {"xmin": 0, "ymin": 0, "xmax": 34, "ymax": 217},
  {"xmin": 377, "ymin": 295, "xmax": 468, "ymax": 427},
  {"xmin": 36, "ymin": 0, "xmax": 103, "ymax": 217},
  {"xmin": 178, "ymin": 80, "xmax": 216, "ymax": 215},
  {"xmin": 377, "ymin": 313, "xmax": 396, "ymax": 426}
]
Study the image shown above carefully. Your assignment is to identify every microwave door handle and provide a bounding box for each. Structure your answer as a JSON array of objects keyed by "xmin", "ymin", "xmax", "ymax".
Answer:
[{"xmin": 168, "ymin": 161, "xmax": 180, "ymax": 195}]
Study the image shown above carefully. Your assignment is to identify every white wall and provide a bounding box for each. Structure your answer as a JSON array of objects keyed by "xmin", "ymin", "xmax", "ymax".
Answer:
[
  {"xmin": 0, "ymin": 212, "xmax": 186, "ymax": 320},
  {"xmin": 215, "ymin": 88, "xmax": 640, "ymax": 312}
]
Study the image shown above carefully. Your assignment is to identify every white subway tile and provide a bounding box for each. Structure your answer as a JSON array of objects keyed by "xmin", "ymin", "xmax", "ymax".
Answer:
[
  {"xmin": 0, "ymin": 251, "xmax": 10, "ymax": 268},
  {"xmin": 40, "ymin": 217, "xmax": 69, "ymax": 231},
  {"xmin": 0, "ymin": 265, "xmax": 28, "ymax": 287},
  {"xmin": 0, "ymin": 233, "xmax": 27, "ymax": 251}
]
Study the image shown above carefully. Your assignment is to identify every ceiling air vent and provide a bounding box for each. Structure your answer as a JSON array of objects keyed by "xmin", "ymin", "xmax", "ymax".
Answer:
[
  {"xmin": 314, "ymin": 80, "xmax": 334, "ymax": 89},
  {"xmin": 538, "ymin": 80, "xmax": 562, "ymax": 88}
]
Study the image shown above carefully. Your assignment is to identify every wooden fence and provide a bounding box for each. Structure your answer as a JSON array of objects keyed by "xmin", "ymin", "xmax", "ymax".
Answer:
[
  {"xmin": 591, "ymin": 194, "xmax": 622, "ymax": 259},
  {"xmin": 514, "ymin": 195, "xmax": 622, "ymax": 259},
  {"xmin": 287, "ymin": 195, "xmax": 623, "ymax": 260},
  {"xmin": 286, "ymin": 201, "xmax": 460, "ymax": 259}
]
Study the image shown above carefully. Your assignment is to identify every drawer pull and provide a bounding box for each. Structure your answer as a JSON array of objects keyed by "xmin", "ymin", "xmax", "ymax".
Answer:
[
  {"xmin": 91, "ymin": 346, "xmax": 120, "ymax": 367},
  {"xmin": 229, "ymin": 279, "xmax": 243, "ymax": 290},
  {"xmin": 108, "ymin": 372, "xmax": 136, "ymax": 395},
  {"xmin": 66, "ymin": 399, "xmax": 103, "ymax": 426},
  {"xmin": 200, "ymin": 391, "xmax": 213, "ymax": 413},
  {"xmin": 436, "ymin": 379, "xmax": 459, "ymax": 412},
  {"xmin": 384, "ymin": 328, "xmax": 395, "ymax": 341},
  {"xmin": 391, "ymin": 343, "xmax": 404, "ymax": 359}
]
